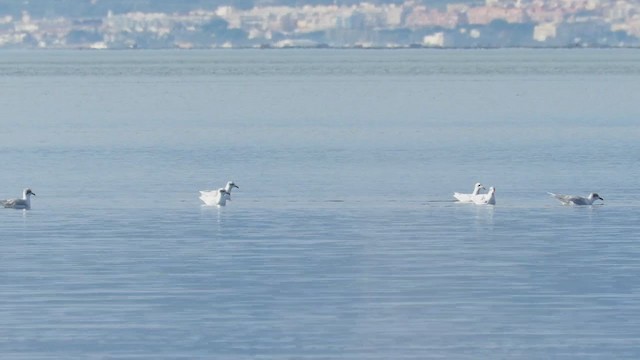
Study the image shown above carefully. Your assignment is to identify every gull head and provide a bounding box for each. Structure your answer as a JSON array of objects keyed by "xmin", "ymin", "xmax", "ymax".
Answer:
[
  {"xmin": 217, "ymin": 188, "xmax": 231, "ymax": 206},
  {"xmin": 471, "ymin": 182, "xmax": 485, "ymax": 195},
  {"xmin": 589, "ymin": 193, "xmax": 604, "ymax": 201},
  {"xmin": 23, "ymin": 188, "xmax": 36, "ymax": 197},
  {"xmin": 227, "ymin": 181, "xmax": 239, "ymax": 189},
  {"xmin": 218, "ymin": 188, "xmax": 230, "ymax": 199}
]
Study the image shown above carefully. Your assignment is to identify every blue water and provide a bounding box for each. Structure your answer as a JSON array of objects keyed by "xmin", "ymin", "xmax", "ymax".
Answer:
[{"xmin": 1, "ymin": 49, "xmax": 640, "ymax": 359}]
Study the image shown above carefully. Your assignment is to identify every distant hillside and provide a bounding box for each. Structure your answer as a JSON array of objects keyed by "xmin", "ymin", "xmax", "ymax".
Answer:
[{"xmin": 0, "ymin": 0, "xmax": 479, "ymax": 17}]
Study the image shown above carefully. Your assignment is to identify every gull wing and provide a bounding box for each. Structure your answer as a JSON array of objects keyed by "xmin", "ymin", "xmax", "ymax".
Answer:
[
  {"xmin": 1, "ymin": 198, "xmax": 27, "ymax": 209},
  {"xmin": 453, "ymin": 192, "xmax": 473, "ymax": 202},
  {"xmin": 548, "ymin": 192, "xmax": 586, "ymax": 205}
]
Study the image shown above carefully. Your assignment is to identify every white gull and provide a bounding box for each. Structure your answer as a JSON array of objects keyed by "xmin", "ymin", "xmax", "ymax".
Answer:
[
  {"xmin": 1, "ymin": 188, "xmax": 36, "ymax": 210},
  {"xmin": 453, "ymin": 183, "xmax": 485, "ymax": 203},
  {"xmin": 472, "ymin": 186, "xmax": 496, "ymax": 205},
  {"xmin": 548, "ymin": 192, "xmax": 603, "ymax": 206}
]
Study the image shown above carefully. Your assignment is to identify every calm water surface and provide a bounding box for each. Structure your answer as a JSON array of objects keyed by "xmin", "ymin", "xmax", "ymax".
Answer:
[{"xmin": 1, "ymin": 49, "xmax": 640, "ymax": 359}]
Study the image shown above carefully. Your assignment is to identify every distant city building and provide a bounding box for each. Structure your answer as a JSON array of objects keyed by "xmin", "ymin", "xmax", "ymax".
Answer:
[{"xmin": 0, "ymin": 0, "xmax": 638, "ymax": 48}]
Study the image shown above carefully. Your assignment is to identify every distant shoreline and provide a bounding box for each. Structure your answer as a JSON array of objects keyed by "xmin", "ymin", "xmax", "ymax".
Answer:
[{"xmin": 3, "ymin": 45, "xmax": 640, "ymax": 51}]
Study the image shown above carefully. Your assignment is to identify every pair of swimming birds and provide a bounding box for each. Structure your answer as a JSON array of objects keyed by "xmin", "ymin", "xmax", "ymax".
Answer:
[
  {"xmin": 199, "ymin": 181, "xmax": 239, "ymax": 207},
  {"xmin": 454, "ymin": 183, "xmax": 497, "ymax": 205},
  {"xmin": 454, "ymin": 183, "xmax": 604, "ymax": 206}
]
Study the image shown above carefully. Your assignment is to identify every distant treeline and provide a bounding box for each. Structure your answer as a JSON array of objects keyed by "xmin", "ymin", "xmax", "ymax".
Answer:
[{"xmin": 0, "ymin": 0, "xmax": 473, "ymax": 17}]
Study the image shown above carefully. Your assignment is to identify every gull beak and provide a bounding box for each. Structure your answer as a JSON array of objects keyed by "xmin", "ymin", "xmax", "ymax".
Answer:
[
  {"xmin": 233, "ymin": 184, "xmax": 239, "ymax": 189},
  {"xmin": 599, "ymin": 196, "xmax": 604, "ymax": 200}
]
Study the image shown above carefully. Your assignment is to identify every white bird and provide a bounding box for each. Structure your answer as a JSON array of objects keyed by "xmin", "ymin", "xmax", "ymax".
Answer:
[
  {"xmin": 199, "ymin": 181, "xmax": 239, "ymax": 207},
  {"xmin": 472, "ymin": 186, "xmax": 496, "ymax": 205},
  {"xmin": 453, "ymin": 183, "xmax": 486, "ymax": 203},
  {"xmin": 1, "ymin": 188, "xmax": 36, "ymax": 210},
  {"xmin": 199, "ymin": 188, "xmax": 230, "ymax": 207},
  {"xmin": 548, "ymin": 192, "xmax": 604, "ymax": 206}
]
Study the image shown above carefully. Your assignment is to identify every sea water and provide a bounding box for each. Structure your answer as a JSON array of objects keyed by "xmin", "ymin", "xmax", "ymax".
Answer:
[{"xmin": 0, "ymin": 49, "xmax": 639, "ymax": 359}]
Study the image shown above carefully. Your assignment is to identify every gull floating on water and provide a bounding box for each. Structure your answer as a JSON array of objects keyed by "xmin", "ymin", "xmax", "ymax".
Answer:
[
  {"xmin": 454, "ymin": 183, "xmax": 486, "ymax": 203},
  {"xmin": 200, "ymin": 181, "xmax": 239, "ymax": 207},
  {"xmin": 472, "ymin": 186, "xmax": 496, "ymax": 205},
  {"xmin": 548, "ymin": 192, "xmax": 604, "ymax": 206},
  {"xmin": 1, "ymin": 188, "xmax": 36, "ymax": 210}
]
